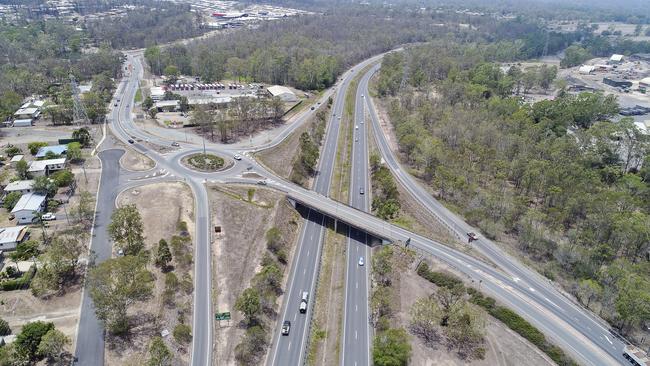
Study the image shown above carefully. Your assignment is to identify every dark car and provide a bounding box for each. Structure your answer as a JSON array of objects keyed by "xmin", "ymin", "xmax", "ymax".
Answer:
[
  {"xmin": 281, "ymin": 321, "xmax": 291, "ymax": 336},
  {"xmin": 128, "ymin": 139, "xmax": 135, "ymax": 144}
]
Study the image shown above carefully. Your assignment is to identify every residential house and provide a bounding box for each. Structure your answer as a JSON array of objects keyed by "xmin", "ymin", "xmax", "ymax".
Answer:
[
  {"xmin": 0, "ymin": 226, "xmax": 30, "ymax": 251},
  {"xmin": 10, "ymin": 193, "xmax": 47, "ymax": 224},
  {"xmin": 28, "ymin": 158, "xmax": 66, "ymax": 177},
  {"xmin": 35, "ymin": 145, "xmax": 68, "ymax": 158},
  {"xmin": 3, "ymin": 180, "xmax": 35, "ymax": 195}
]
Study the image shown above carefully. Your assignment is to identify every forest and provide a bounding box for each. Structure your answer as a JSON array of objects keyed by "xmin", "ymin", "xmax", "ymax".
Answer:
[
  {"xmin": 143, "ymin": 6, "xmax": 592, "ymax": 94},
  {"xmin": 376, "ymin": 41, "xmax": 650, "ymax": 339},
  {"xmin": 84, "ymin": 2, "xmax": 206, "ymax": 49},
  {"xmin": 0, "ymin": 20, "xmax": 122, "ymax": 122}
]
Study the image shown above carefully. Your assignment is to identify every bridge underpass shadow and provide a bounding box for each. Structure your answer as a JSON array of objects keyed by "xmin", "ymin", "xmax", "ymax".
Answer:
[{"xmin": 293, "ymin": 202, "xmax": 383, "ymax": 247}]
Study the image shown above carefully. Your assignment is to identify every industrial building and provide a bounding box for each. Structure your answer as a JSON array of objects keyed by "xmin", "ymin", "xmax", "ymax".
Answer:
[
  {"xmin": 609, "ymin": 54, "xmax": 624, "ymax": 64},
  {"xmin": 267, "ymin": 85, "xmax": 298, "ymax": 102},
  {"xmin": 150, "ymin": 87, "xmax": 166, "ymax": 101},
  {"xmin": 603, "ymin": 77, "xmax": 632, "ymax": 88}
]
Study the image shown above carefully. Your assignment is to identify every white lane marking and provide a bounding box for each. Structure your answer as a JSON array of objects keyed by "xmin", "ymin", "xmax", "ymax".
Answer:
[
  {"xmin": 605, "ymin": 335, "xmax": 613, "ymax": 345},
  {"xmin": 355, "ymin": 304, "xmax": 358, "ymax": 312},
  {"xmin": 529, "ymin": 287, "xmax": 535, "ymax": 292},
  {"xmin": 356, "ymin": 282, "xmax": 358, "ymax": 289},
  {"xmin": 355, "ymin": 331, "xmax": 358, "ymax": 340},
  {"xmin": 303, "ymin": 268, "xmax": 306, "ymax": 275},
  {"xmin": 288, "ymin": 341, "xmax": 292, "ymax": 351},
  {"xmin": 513, "ymin": 277, "xmax": 520, "ymax": 282},
  {"xmin": 307, "ymin": 250, "xmax": 310, "ymax": 256},
  {"xmin": 294, "ymin": 313, "xmax": 297, "ymax": 321}
]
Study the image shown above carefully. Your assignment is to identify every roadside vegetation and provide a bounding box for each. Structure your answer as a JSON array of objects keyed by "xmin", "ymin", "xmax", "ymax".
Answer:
[
  {"xmin": 290, "ymin": 102, "xmax": 329, "ymax": 187},
  {"xmin": 416, "ymin": 263, "xmax": 578, "ymax": 366},
  {"xmin": 375, "ymin": 39, "xmax": 650, "ymax": 342},
  {"xmin": 370, "ymin": 246, "xmax": 415, "ymax": 365}
]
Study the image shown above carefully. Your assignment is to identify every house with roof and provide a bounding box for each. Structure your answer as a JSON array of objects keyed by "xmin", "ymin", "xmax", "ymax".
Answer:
[
  {"xmin": 0, "ymin": 226, "xmax": 30, "ymax": 251},
  {"xmin": 609, "ymin": 54, "xmax": 624, "ymax": 64},
  {"xmin": 28, "ymin": 158, "xmax": 66, "ymax": 177},
  {"xmin": 9, "ymin": 155, "xmax": 23, "ymax": 167},
  {"xmin": 13, "ymin": 107, "xmax": 40, "ymax": 120},
  {"xmin": 35, "ymin": 145, "xmax": 68, "ymax": 158},
  {"xmin": 3, "ymin": 180, "xmax": 35, "ymax": 195},
  {"xmin": 11, "ymin": 193, "xmax": 47, "ymax": 224}
]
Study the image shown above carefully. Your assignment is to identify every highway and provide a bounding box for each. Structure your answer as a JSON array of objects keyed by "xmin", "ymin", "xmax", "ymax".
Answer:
[
  {"xmin": 72, "ymin": 45, "xmax": 627, "ymax": 366},
  {"xmin": 359, "ymin": 65, "xmax": 627, "ymax": 365},
  {"xmin": 267, "ymin": 56, "xmax": 373, "ymax": 366},
  {"xmin": 341, "ymin": 76, "xmax": 372, "ymax": 365}
]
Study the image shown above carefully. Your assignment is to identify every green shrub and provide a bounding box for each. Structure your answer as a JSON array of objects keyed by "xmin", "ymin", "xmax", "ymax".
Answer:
[
  {"xmin": 416, "ymin": 263, "xmax": 464, "ymax": 289},
  {"xmin": 1, "ymin": 266, "xmax": 36, "ymax": 291},
  {"xmin": 51, "ymin": 170, "xmax": 74, "ymax": 187},
  {"xmin": 173, "ymin": 324, "xmax": 192, "ymax": 344},
  {"xmin": 28, "ymin": 142, "xmax": 48, "ymax": 156}
]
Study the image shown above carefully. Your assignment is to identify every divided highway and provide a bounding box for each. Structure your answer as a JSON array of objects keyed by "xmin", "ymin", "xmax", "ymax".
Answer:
[
  {"xmin": 74, "ymin": 45, "xmax": 626, "ymax": 366},
  {"xmin": 341, "ymin": 77, "xmax": 372, "ymax": 365},
  {"xmin": 360, "ymin": 65, "xmax": 626, "ymax": 365}
]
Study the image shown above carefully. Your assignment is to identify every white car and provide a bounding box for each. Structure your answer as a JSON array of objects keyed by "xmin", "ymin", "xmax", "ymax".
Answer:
[
  {"xmin": 41, "ymin": 213, "xmax": 56, "ymax": 221},
  {"xmin": 233, "ymin": 154, "xmax": 242, "ymax": 160},
  {"xmin": 358, "ymin": 257, "xmax": 364, "ymax": 266}
]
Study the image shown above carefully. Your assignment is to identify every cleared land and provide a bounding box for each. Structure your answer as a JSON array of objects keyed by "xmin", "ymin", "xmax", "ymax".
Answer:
[
  {"xmin": 109, "ymin": 182, "xmax": 195, "ymax": 365},
  {"xmin": 119, "ymin": 144, "xmax": 155, "ymax": 171},
  {"xmin": 209, "ymin": 185, "xmax": 300, "ymax": 366}
]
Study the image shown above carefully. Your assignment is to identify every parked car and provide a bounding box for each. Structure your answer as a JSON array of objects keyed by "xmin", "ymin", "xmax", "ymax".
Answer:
[
  {"xmin": 281, "ymin": 321, "xmax": 291, "ymax": 335},
  {"xmin": 41, "ymin": 213, "xmax": 56, "ymax": 221}
]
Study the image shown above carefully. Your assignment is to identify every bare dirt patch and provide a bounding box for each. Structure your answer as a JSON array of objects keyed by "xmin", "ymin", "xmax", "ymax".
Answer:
[
  {"xmin": 108, "ymin": 182, "xmax": 195, "ymax": 366},
  {"xmin": 119, "ymin": 145, "xmax": 155, "ymax": 171},
  {"xmin": 209, "ymin": 184, "xmax": 300, "ymax": 366},
  {"xmin": 396, "ymin": 260, "xmax": 554, "ymax": 366}
]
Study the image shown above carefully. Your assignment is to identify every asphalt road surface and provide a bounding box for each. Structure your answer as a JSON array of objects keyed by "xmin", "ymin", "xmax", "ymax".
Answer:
[
  {"xmin": 267, "ymin": 62, "xmax": 359, "ymax": 366},
  {"xmin": 360, "ymin": 64, "xmax": 626, "ymax": 365},
  {"xmin": 73, "ymin": 149, "xmax": 123, "ymax": 365},
  {"xmin": 341, "ymin": 76, "xmax": 372, "ymax": 365}
]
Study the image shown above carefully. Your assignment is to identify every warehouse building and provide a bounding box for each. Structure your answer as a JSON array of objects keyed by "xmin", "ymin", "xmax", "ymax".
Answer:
[
  {"xmin": 603, "ymin": 77, "xmax": 632, "ymax": 88},
  {"xmin": 267, "ymin": 85, "xmax": 298, "ymax": 102}
]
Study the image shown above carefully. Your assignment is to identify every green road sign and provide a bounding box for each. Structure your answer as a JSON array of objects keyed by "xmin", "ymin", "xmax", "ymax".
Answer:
[{"xmin": 215, "ymin": 312, "xmax": 231, "ymax": 320}]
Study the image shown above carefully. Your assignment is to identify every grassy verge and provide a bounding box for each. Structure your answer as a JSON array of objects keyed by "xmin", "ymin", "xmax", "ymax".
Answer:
[
  {"xmin": 417, "ymin": 263, "xmax": 579, "ymax": 366},
  {"xmin": 135, "ymin": 87, "xmax": 142, "ymax": 103}
]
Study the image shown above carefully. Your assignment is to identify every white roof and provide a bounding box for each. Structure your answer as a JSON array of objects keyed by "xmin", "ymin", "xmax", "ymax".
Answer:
[
  {"xmin": 32, "ymin": 100, "xmax": 45, "ymax": 107},
  {"xmin": 11, "ymin": 193, "xmax": 46, "ymax": 213},
  {"xmin": 267, "ymin": 85, "xmax": 295, "ymax": 97},
  {"xmin": 0, "ymin": 226, "xmax": 28, "ymax": 245},
  {"xmin": 10, "ymin": 155, "xmax": 24, "ymax": 163},
  {"xmin": 640, "ymin": 77, "xmax": 650, "ymax": 85},
  {"xmin": 150, "ymin": 87, "xmax": 165, "ymax": 96},
  {"xmin": 155, "ymin": 100, "xmax": 179, "ymax": 108},
  {"xmin": 579, "ymin": 65, "xmax": 595, "ymax": 73},
  {"xmin": 28, "ymin": 158, "xmax": 66, "ymax": 172},
  {"xmin": 14, "ymin": 107, "xmax": 39, "ymax": 116},
  {"xmin": 4, "ymin": 180, "xmax": 34, "ymax": 192},
  {"xmin": 610, "ymin": 54, "xmax": 624, "ymax": 61}
]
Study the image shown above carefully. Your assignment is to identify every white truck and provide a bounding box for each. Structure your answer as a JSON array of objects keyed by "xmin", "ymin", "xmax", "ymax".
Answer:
[{"xmin": 299, "ymin": 291, "xmax": 309, "ymax": 313}]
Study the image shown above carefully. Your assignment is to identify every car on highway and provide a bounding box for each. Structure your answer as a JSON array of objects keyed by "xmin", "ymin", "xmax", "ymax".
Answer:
[
  {"xmin": 114, "ymin": 103, "xmax": 118, "ymax": 107},
  {"xmin": 257, "ymin": 180, "xmax": 267, "ymax": 185},
  {"xmin": 299, "ymin": 291, "xmax": 309, "ymax": 313},
  {"xmin": 233, "ymin": 154, "xmax": 242, "ymax": 160},
  {"xmin": 171, "ymin": 142, "xmax": 180, "ymax": 147},
  {"xmin": 338, "ymin": 116, "xmax": 341, "ymax": 120},
  {"xmin": 359, "ymin": 188, "xmax": 364, "ymax": 195},
  {"xmin": 41, "ymin": 213, "xmax": 56, "ymax": 221},
  {"xmin": 467, "ymin": 232, "xmax": 479, "ymax": 242},
  {"xmin": 128, "ymin": 139, "xmax": 135, "ymax": 144},
  {"xmin": 281, "ymin": 321, "xmax": 291, "ymax": 336},
  {"xmin": 8, "ymin": 214, "xmax": 14, "ymax": 221},
  {"xmin": 311, "ymin": 106, "xmax": 315, "ymax": 110},
  {"xmin": 355, "ymin": 125, "xmax": 359, "ymax": 129},
  {"xmin": 358, "ymin": 257, "xmax": 364, "ymax": 266},
  {"xmin": 355, "ymin": 137, "xmax": 358, "ymax": 142}
]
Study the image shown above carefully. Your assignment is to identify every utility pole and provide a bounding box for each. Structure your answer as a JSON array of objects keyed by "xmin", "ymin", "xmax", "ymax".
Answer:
[{"xmin": 70, "ymin": 74, "xmax": 90, "ymax": 125}]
